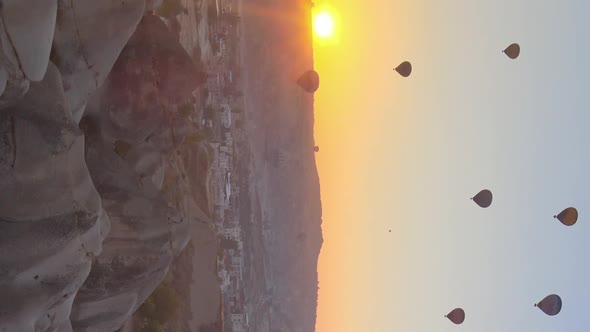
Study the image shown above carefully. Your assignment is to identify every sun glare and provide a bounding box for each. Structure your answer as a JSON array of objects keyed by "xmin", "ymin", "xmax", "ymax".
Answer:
[{"xmin": 313, "ymin": 12, "xmax": 334, "ymax": 39}]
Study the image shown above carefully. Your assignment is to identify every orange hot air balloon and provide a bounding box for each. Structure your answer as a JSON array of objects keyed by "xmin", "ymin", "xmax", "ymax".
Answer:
[
  {"xmin": 394, "ymin": 61, "xmax": 412, "ymax": 77},
  {"xmin": 297, "ymin": 70, "xmax": 320, "ymax": 93},
  {"xmin": 471, "ymin": 189, "xmax": 493, "ymax": 208},
  {"xmin": 445, "ymin": 308, "xmax": 465, "ymax": 325},
  {"xmin": 535, "ymin": 294, "xmax": 562, "ymax": 316},
  {"xmin": 503, "ymin": 43, "xmax": 520, "ymax": 59},
  {"xmin": 554, "ymin": 207, "xmax": 578, "ymax": 226}
]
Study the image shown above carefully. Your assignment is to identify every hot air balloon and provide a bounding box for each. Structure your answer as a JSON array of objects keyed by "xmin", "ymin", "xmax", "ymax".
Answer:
[
  {"xmin": 503, "ymin": 43, "xmax": 520, "ymax": 59},
  {"xmin": 297, "ymin": 70, "xmax": 320, "ymax": 93},
  {"xmin": 394, "ymin": 61, "xmax": 412, "ymax": 77},
  {"xmin": 314, "ymin": 146, "xmax": 320, "ymax": 152},
  {"xmin": 554, "ymin": 207, "xmax": 578, "ymax": 226},
  {"xmin": 535, "ymin": 294, "xmax": 562, "ymax": 316},
  {"xmin": 445, "ymin": 308, "xmax": 465, "ymax": 325},
  {"xmin": 471, "ymin": 189, "xmax": 493, "ymax": 208}
]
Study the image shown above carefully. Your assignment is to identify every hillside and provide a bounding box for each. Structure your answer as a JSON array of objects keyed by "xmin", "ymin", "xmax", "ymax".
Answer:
[{"xmin": 238, "ymin": 0, "xmax": 323, "ymax": 331}]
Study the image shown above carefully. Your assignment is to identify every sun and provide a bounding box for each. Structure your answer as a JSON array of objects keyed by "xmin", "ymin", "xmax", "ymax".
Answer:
[{"xmin": 313, "ymin": 12, "xmax": 334, "ymax": 39}]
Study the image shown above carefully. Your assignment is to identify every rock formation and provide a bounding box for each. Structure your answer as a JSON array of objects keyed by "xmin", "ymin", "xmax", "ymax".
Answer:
[
  {"xmin": 0, "ymin": 2, "xmax": 205, "ymax": 331},
  {"xmin": 0, "ymin": 63, "xmax": 108, "ymax": 332}
]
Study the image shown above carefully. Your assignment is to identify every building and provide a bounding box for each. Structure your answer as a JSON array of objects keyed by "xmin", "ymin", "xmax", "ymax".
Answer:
[
  {"xmin": 206, "ymin": 71, "xmax": 222, "ymax": 92},
  {"xmin": 218, "ymin": 38, "xmax": 228, "ymax": 57},
  {"xmin": 210, "ymin": 143, "xmax": 221, "ymax": 164},
  {"xmin": 230, "ymin": 255, "xmax": 243, "ymax": 280},
  {"xmin": 219, "ymin": 152, "xmax": 230, "ymax": 170},
  {"xmin": 220, "ymin": 104, "xmax": 232, "ymax": 128},
  {"xmin": 230, "ymin": 314, "xmax": 246, "ymax": 332},
  {"xmin": 216, "ymin": 207, "xmax": 226, "ymax": 221},
  {"xmin": 223, "ymin": 228, "xmax": 241, "ymax": 241},
  {"xmin": 219, "ymin": 269, "xmax": 231, "ymax": 292},
  {"xmin": 224, "ymin": 172, "xmax": 231, "ymax": 206},
  {"xmin": 224, "ymin": 132, "xmax": 234, "ymax": 146}
]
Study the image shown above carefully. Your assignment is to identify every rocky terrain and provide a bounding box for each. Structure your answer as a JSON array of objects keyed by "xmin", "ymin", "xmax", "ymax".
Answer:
[{"xmin": 0, "ymin": 1, "xmax": 207, "ymax": 331}]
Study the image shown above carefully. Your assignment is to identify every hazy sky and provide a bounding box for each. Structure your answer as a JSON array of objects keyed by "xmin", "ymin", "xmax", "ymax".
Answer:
[{"xmin": 313, "ymin": 1, "xmax": 590, "ymax": 331}]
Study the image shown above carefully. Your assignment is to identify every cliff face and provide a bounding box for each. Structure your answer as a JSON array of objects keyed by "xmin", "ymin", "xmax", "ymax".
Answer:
[
  {"xmin": 0, "ymin": 2, "xmax": 204, "ymax": 331},
  {"xmin": 51, "ymin": 0, "xmax": 147, "ymax": 123},
  {"xmin": 0, "ymin": 60, "xmax": 108, "ymax": 332},
  {"xmin": 86, "ymin": 13, "xmax": 206, "ymax": 179},
  {"xmin": 0, "ymin": 0, "xmax": 58, "ymax": 109},
  {"xmin": 68, "ymin": 116, "xmax": 185, "ymax": 332}
]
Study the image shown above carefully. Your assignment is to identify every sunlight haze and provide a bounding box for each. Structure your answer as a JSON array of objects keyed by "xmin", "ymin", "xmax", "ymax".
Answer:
[
  {"xmin": 313, "ymin": 0, "xmax": 590, "ymax": 331},
  {"xmin": 313, "ymin": 12, "xmax": 334, "ymax": 38}
]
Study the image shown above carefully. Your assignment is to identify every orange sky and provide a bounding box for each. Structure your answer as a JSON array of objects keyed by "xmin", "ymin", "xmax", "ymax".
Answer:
[
  {"xmin": 312, "ymin": 1, "xmax": 590, "ymax": 332},
  {"xmin": 312, "ymin": 2, "xmax": 415, "ymax": 331},
  {"xmin": 311, "ymin": 7, "xmax": 360, "ymax": 332}
]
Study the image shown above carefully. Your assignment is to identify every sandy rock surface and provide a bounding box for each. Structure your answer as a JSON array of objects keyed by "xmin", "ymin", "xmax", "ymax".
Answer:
[
  {"xmin": 0, "ymin": 63, "xmax": 108, "ymax": 332},
  {"xmin": 0, "ymin": 2, "xmax": 204, "ymax": 331}
]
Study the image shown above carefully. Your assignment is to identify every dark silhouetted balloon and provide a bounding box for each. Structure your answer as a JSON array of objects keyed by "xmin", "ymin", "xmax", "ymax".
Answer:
[
  {"xmin": 445, "ymin": 308, "xmax": 465, "ymax": 325},
  {"xmin": 503, "ymin": 43, "xmax": 520, "ymax": 59},
  {"xmin": 471, "ymin": 189, "xmax": 493, "ymax": 208},
  {"xmin": 297, "ymin": 70, "xmax": 320, "ymax": 93},
  {"xmin": 314, "ymin": 146, "xmax": 320, "ymax": 152},
  {"xmin": 554, "ymin": 207, "xmax": 578, "ymax": 226},
  {"xmin": 394, "ymin": 61, "xmax": 412, "ymax": 77},
  {"xmin": 535, "ymin": 294, "xmax": 562, "ymax": 316}
]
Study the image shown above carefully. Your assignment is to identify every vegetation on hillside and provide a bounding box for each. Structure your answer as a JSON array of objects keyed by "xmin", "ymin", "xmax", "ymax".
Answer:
[
  {"xmin": 136, "ymin": 280, "xmax": 180, "ymax": 332},
  {"xmin": 156, "ymin": 0, "xmax": 187, "ymax": 18}
]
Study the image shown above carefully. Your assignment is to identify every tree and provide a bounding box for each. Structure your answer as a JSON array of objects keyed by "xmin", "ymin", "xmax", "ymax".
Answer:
[
  {"xmin": 168, "ymin": 18, "xmax": 182, "ymax": 40},
  {"xmin": 210, "ymin": 39, "xmax": 220, "ymax": 54},
  {"xmin": 143, "ymin": 320, "xmax": 163, "ymax": 332},
  {"xmin": 191, "ymin": 46, "xmax": 202, "ymax": 66},
  {"xmin": 207, "ymin": 6, "xmax": 218, "ymax": 20},
  {"xmin": 177, "ymin": 103, "xmax": 193, "ymax": 119},
  {"xmin": 203, "ymin": 128, "xmax": 215, "ymax": 139},
  {"xmin": 220, "ymin": 237, "xmax": 238, "ymax": 250},
  {"xmin": 222, "ymin": 85, "xmax": 234, "ymax": 96},
  {"xmin": 139, "ymin": 281, "xmax": 180, "ymax": 325},
  {"xmin": 201, "ymin": 87, "xmax": 209, "ymax": 97},
  {"xmin": 113, "ymin": 140, "xmax": 132, "ymax": 159},
  {"xmin": 220, "ymin": 13, "xmax": 240, "ymax": 23},
  {"xmin": 204, "ymin": 105, "xmax": 216, "ymax": 119},
  {"xmin": 139, "ymin": 297, "xmax": 157, "ymax": 317},
  {"xmin": 297, "ymin": 232, "xmax": 306, "ymax": 241},
  {"xmin": 185, "ymin": 131, "xmax": 207, "ymax": 144},
  {"xmin": 199, "ymin": 321, "xmax": 223, "ymax": 332},
  {"xmin": 231, "ymin": 69, "xmax": 241, "ymax": 80},
  {"xmin": 156, "ymin": 0, "xmax": 185, "ymax": 18}
]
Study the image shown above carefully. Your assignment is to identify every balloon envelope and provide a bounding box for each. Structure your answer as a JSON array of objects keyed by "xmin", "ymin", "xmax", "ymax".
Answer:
[
  {"xmin": 297, "ymin": 70, "xmax": 320, "ymax": 93},
  {"xmin": 554, "ymin": 207, "xmax": 578, "ymax": 226},
  {"xmin": 394, "ymin": 61, "xmax": 412, "ymax": 77},
  {"xmin": 445, "ymin": 308, "xmax": 465, "ymax": 325},
  {"xmin": 535, "ymin": 294, "xmax": 562, "ymax": 316},
  {"xmin": 503, "ymin": 43, "xmax": 520, "ymax": 59},
  {"xmin": 472, "ymin": 189, "xmax": 493, "ymax": 208}
]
